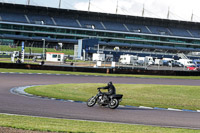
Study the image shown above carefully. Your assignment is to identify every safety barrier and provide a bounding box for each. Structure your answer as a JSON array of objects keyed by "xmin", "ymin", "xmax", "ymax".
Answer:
[{"xmin": 0, "ymin": 62, "xmax": 199, "ymax": 76}]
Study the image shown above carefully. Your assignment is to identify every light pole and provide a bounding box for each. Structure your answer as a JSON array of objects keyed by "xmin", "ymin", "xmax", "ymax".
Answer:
[
  {"xmin": 27, "ymin": 0, "xmax": 30, "ymax": 5},
  {"xmin": 88, "ymin": 0, "xmax": 91, "ymax": 11},
  {"xmin": 59, "ymin": 0, "xmax": 61, "ymax": 8},
  {"xmin": 42, "ymin": 39, "xmax": 45, "ymax": 60}
]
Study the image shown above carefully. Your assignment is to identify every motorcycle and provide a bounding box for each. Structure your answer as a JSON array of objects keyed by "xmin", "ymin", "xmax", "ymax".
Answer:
[{"xmin": 87, "ymin": 88, "xmax": 123, "ymax": 109}]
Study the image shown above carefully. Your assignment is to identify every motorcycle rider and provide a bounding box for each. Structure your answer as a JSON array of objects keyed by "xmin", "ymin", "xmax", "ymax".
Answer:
[{"xmin": 98, "ymin": 81, "xmax": 116, "ymax": 101}]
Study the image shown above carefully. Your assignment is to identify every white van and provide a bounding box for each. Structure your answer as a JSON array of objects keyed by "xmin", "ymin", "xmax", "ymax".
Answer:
[
  {"xmin": 177, "ymin": 59, "xmax": 195, "ymax": 67},
  {"xmin": 144, "ymin": 56, "xmax": 154, "ymax": 65},
  {"xmin": 92, "ymin": 53, "xmax": 105, "ymax": 61},
  {"xmin": 119, "ymin": 54, "xmax": 137, "ymax": 64}
]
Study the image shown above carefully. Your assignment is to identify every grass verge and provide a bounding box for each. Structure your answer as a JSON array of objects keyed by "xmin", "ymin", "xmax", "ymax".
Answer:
[
  {"xmin": 1, "ymin": 68, "xmax": 200, "ymax": 79},
  {"xmin": 25, "ymin": 83, "xmax": 200, "ymax": 110},
  {"xmin": 0, "ymin": 114, "xmax": 199, "ymax": 133},
  {"xmin": 0, "ymin": 45, "xmax": 74, "ymax": 55}
]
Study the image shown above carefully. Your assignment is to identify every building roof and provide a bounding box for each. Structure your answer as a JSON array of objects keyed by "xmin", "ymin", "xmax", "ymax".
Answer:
[{"xmin": 0, "ymin": 2, "xmax": 199, "ymax": 29}]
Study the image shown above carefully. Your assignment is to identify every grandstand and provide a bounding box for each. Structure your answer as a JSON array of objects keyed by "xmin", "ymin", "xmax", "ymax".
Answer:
[{"xmin": 1, "ymin": 2, "xmax": 200, "ymax": 60}]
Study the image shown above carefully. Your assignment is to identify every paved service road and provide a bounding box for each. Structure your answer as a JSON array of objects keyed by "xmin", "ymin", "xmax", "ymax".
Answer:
[{"xmin": 0, "ymin": 73, "xmax": 200, "ymax": 129}]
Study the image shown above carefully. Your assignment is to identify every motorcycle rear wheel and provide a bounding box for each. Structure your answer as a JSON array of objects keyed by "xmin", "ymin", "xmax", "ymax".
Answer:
[
  {"xmin": 87, "ymin": 96, "xmax": 96, "ymax": 107},
  {"xmin": 108, "ymin": 98, "xmax": 119, "ymax": 109}
]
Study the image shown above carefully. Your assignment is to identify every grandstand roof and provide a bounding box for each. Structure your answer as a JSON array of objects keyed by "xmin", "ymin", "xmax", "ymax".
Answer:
[{"xmin": 0, "ymin": 2, "xmax": 200, "ymax": 29}]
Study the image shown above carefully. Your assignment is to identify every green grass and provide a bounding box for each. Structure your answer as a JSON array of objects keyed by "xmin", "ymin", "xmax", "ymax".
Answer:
[
  {"xmin": 0, "ymin": 114, "xmax": 199, "ymax": 133},
  {"xmin": 0, "ymin": 59, "xmax": 42, "ymax": 64},
  {"xmin": 0, "ymin": 60, "xmax": 12, "ymax": 63},
  {"xmin": 1, "ymin": 68, "xmax": 200, "ymax": 79},
  {"xmin": 25, "ymin": 83, "xmax": 200, "ymax": 110},
  {"xmin": 0, "ymin": 45, "xmax": 74, "ymax": 55}
]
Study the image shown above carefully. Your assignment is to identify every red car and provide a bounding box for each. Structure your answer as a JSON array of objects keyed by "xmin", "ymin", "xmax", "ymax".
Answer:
[{"xmin": 187, "ymin": 65, "xmax": 197, "ymax": 71}]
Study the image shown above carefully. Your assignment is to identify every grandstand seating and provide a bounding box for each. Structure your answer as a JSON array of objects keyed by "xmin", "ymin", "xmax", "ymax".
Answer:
[
  {"xmin": 125, "ymin": 23, "xmax": 149, "ymax": 34},
  {"xmin": 79, "ymin": 19, "xmax": 104, "ymax": 30},
  {"xmin": 0, "ymin": 6, "xmax": 195, "ymax": 38},
  {"xmin": 102, "ymin": 21, "xmax": 127, "ymax": 31},
  {"xmin": 0, "ymin": 6, "xmax": 197, "ymax": 39},
  {"xmin": 53, "ymin": 17, "xmax": 79, "ymax": 27},
  {"xmin": 148, "ymin": 26, "xmax": 170, "ymax": 35},
  {"xmin": 189, "ymin": 29, "xmax": 200, "ymax": 38},
  {"xmin": 27, "ymin": 14, "xmax": 54, "ymax": 25},
  {"xmin": 169, "ymin": 27, "xmax": 191, "ymax": 37},
  {"xmin": 0, "ymin": 12, "xmax": 27, "ymax": 23}
]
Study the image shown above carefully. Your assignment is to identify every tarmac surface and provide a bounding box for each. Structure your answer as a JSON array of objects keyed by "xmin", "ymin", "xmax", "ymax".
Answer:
[{"xmin": 0, "ymin": 73, "xmax": 200, "ymax": 129}]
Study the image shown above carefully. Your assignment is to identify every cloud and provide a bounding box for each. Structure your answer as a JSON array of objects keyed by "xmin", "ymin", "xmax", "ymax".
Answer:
[
  {"xmin": 74, "ymin": 0, "xmax": 200, "ymax": 22},
  {"xmin": 74, "ymin": 0, "xmax": 118, "ymax": 13},
  {"xmin": 2, "ymin": 0, "xmax": 200, "ymax": 22}
]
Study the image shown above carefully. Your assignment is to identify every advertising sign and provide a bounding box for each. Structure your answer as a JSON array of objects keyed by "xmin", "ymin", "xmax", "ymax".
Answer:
[{"xmin": 21, "ymin": 41, "xmax": 25, "ymax": 63}]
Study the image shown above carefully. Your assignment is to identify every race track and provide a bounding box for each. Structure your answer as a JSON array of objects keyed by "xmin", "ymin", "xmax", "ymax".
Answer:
[{"xmin": 0, "ymin": 73, "xmax": 200, "ymax": 129}]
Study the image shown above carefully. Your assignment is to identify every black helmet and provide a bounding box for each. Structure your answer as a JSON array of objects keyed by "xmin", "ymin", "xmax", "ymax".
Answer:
[{"xmin": 108, "ymin": 81, "xmax": 112, "ymax": 86}]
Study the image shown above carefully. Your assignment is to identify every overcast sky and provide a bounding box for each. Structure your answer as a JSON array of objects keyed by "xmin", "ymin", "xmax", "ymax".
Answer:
[{"xmin": 1, "ymin": 0, "xmax": 200, "ymax": 22}]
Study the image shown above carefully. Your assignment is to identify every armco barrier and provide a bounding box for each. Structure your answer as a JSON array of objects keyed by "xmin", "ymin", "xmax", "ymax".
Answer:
[
  {"xmin": 0, "ymin": 62, "xmax": 200, "ymax": 76},
  {"xmin": 0, "ymin": 62, "xmax": 108, "ymax": 73},
  {"xmin": 113, "ymin": 67, "xmax": 200, "ymax": 76}
]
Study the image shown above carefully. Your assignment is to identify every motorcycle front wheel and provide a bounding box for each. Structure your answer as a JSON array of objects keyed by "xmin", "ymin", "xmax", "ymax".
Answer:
[
  {"xmin": 87, "ymin": 96, "xmax": 97, "ymax": 107},
  {"xmin": 108, "ymin": 98, "xmax": 119, "ymax": 109}
]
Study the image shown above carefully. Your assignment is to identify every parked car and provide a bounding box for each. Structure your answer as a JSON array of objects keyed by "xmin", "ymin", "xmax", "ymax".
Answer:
[
  {"xmin": 193, "ymin": 60, "xmax": 200, "ymax": 67},
  {"xmin": 172, "ymin": 61, "xmax": 184, "ymax": 67},
  {"xmin": 163, "ymin": 60, "xmax": 171, "ymax": 66},
  {"xmin": 163, "ymin": 60, "xmax": 183, "ymax": 67},
  {"xmin": 186, "ymin": 65, "xmax": 197, "ymax": 70},
  {"xmin": 196, "ymin": 67, "xmax": 200, "ymax": 71},
  {"xmin": 162, "ymin": 58, "xmax": 174, "ymax": 66}
]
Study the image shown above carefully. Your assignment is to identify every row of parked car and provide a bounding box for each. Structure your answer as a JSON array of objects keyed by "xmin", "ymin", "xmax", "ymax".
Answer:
[
  {"xmin": 186, "ymin": 65, "xmax": 200, "ymax": 71},
  {"xmin": 162, "ymin": 58, "xmax": 200, "ymax": 71},
  {"xmin": 162, "ymin": 60, "xmax": 183, "ymax": 67},
  {"xmin": 119, "ymin": 55, "xmax": 200, "ymax": 71}
]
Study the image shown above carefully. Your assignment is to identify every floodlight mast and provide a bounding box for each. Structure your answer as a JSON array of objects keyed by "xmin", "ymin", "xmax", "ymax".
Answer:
[
  {"xmin": 167, "ymin": 7, "xmax": 170, "ymax": 19},
  {"xmin": 116, "ymin": 0, "xmax": 118, "ymax": 14},
  {"xmin": 191, "ymin": 11, "xmax": 194, "ymax": 21},
  {"xmin": 88, "ymin": 0, "xmax": 91, "ymax": 11},
  {"xmin": 27, "ymin": 0, "xmax": 30, "ymax": 5},
  {"xmin": 59, "ymin": 0, "xmax": 61, "ymax": 8},
  {"xmin": 142, "ymin": 4, "xmax": 145, "ymax": 17}
]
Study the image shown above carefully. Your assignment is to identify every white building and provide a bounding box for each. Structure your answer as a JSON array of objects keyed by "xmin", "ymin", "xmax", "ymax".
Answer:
[{"xmin": 46, "ymin": 52, "xmax": 64, "ymax": 62}]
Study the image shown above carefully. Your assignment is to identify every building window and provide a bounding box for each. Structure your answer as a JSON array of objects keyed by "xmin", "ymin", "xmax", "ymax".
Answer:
[{"xmin": 52, "ymin": 54, "xmax": 57, "ymax": 58}]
